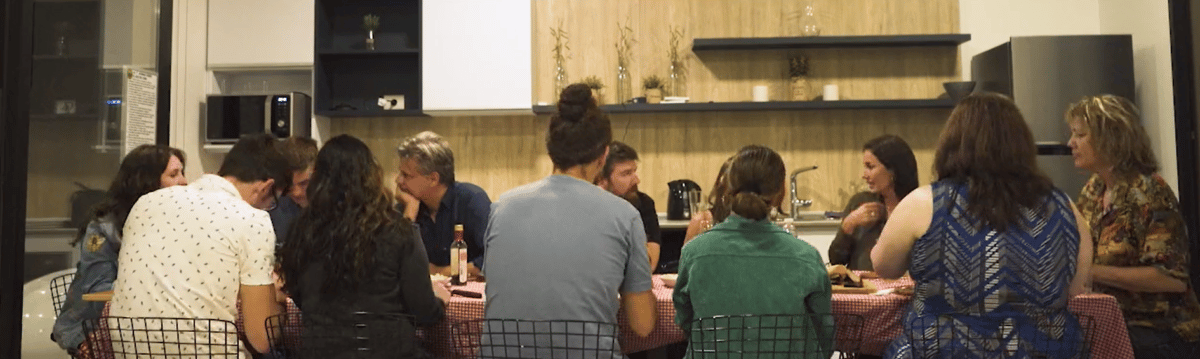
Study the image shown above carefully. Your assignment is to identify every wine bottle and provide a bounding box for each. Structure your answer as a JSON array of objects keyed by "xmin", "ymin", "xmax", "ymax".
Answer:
[{"xmin": 451, "ymin": 224, "xmax": 468, "ymax": 285}]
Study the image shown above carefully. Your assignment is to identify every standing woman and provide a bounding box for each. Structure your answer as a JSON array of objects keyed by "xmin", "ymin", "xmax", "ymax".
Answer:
[
  {"xmin": 872, "ymin": 93, "xmax": 1092, "ymax": 358},
  {"xmin": 52, "ymin": 144, "xmax": 188, "ymax": 355},
  {"xmin": 673, "ymin": 145, "xmax": 833, "ymax": 358},
  {"xmin": 828, "ymin": 134, "xmax": 918, "ymax": 270},
  {"xmin": 1067, "ymin": 94, "xmax": 1200, "ymax": 357},
  {"xmin": 279, "ymin": 135, "xmax": 449, "ymax": 358}
]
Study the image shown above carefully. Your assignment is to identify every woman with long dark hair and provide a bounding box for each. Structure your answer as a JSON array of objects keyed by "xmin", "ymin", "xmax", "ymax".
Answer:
[
  {"xmin": 52, "ymin": 144, "xmax": 187, "ymax": 354},
  {"xmin": 829, "ymin": 134, "xmax": 918, "ymax": 270},
  {"xmin": 673, "ymin": 145, "xmax": 833, "ymax": 358},
  {"xmin": 279, "ymin": 134, "xmax": 448, "ymax": 358},
  {"xmin": 683, "ymin": 156, "xmax": 734, "ymax": 245},
  {"xmin": 872, "ymin": 93, "xmax": 1092, "ymax": 358}
]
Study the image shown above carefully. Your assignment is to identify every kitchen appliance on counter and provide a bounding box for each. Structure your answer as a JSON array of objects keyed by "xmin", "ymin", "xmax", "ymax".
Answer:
[
  {"xmin": 972, "ymin": 35, "xmax": 1134, "ymax": 196},
  {"xmin": 667, "ymin": 179, "xmax": 701, "ymax": 220},
  {"xmin": 205, "ymin": 92, "xmax": 311, "ymax": 144}
]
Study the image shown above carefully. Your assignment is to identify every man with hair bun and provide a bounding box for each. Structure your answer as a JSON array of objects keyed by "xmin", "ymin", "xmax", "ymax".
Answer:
[
  {"xmin": 483, "ymin": 83, "xmax": 657, "ymax": 356},
  {"xmin": 395, "ymin": 131, "xmax": 491, "ymax": 277}
]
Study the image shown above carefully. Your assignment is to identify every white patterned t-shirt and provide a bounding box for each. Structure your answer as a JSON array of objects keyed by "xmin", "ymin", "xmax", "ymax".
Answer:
[{"xmin": 110, "ymin": 174, "xmax": 276, "ymax": 358}]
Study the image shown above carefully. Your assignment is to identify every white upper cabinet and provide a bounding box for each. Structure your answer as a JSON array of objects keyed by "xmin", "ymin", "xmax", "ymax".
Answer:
[
  {"xmin": 422, "ymin": 0, "xmax": 532, "ymax": 112},
  {"xmin": 207, "ymin": 0, "xmax": 314, "ymax": 69}
]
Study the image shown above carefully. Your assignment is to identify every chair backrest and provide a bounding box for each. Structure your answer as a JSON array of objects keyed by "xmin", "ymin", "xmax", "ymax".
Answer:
[
  {"xmin": 904, "ymin": 312, "xmax": 1097, "ymax": 359},
  {"xmin": 452, "ymin": 318, "xmax": 622, "ymax": 359},
  {"xmin": 265, "ymin": 311, "xmax": 416, "ymax": 359},
  {"xmin": 50, "ymin": 272, "xmax": 76, "ymax": 313},
  {"xmin": 82, "ymin": 316, "xmax": 240, "ymax": 358},
  {"xmin": 686, "ymin": 313, "xmax": 864, "ymax": 359}
]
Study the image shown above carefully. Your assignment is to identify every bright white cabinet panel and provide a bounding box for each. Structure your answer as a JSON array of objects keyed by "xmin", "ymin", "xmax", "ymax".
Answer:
[
  {"xmin": 207, "ymin": 0, "xmax": 314, "ymax": 69},
  {"xmin": 422, "ymin": 0, "xmax": 532, "ymax": 112}
]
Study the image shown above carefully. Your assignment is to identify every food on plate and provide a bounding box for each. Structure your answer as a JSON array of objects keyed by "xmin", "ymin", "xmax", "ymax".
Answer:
[
  {"xmin": 660, "ymin": 273, "xmax": 678, "ymax": 288},
  {"xmin": 826, "ymin": 264, "xmax": 863, "ymax": 288}
]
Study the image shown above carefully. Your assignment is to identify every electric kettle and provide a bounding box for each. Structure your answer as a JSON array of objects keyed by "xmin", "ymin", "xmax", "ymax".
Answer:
[{"xmin": 667, "ymin": 179, "xmax": 702, "ymax": 220}]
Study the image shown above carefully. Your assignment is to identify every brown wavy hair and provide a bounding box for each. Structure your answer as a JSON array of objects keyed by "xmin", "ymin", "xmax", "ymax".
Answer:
[
  {"xmin": 707, "ymin": 156, "xmax": 735, "ymax": 223},
  {"xmin": 73, "ymin": 144, "xmax": 185, "ymax": 244},
  {"xmin": 724, "ymin": 145, "xmax": 787, "ymax": 221},
  {"xmin": 934, "ymin": 93, "xmax": 1054, "ymax": 232},
  {"xmin": 1065, "ymin": 94, "xmax": 1158, "ymax": 178},
  {"xmin": 280, "ymin": 135, "xmax": 408, "ymax": 294}
]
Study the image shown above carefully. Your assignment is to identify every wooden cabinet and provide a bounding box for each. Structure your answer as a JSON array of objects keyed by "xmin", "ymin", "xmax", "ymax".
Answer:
[
  {"xmin": 421, "ymin": 0, "xmax": 531, "ymax": 112},
  {"xmin": 207, "ymin": 0, "xmax": 314, "ymax": 69}
]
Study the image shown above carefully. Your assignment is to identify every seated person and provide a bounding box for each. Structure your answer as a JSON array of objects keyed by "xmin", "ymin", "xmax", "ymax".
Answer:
[
  {"xmin": 483, "ymin": 84, "xmax": 657, "ymax": 356},
  {"xmin": 52, "ymin": 144, "xmax": 188, "ymax": 355},
  {"xmin": 872, "ymin": 93, "xmax": 1092, "ymax": 359},
  {"xmin": 279, "ymin": 135, "xmax": 449, "ymax": 358},
  {"xmin": 672, "ymin": 145, "xmax": 832, "ymax": 357},
  {"xmin": 596, "ymin": 141, "xmax": 661, "ymax": 270},
  {"xmin": 684, "ymin": 156, "xmax": 733, "ymax": 245},
  {"xmin": 394, "ymin": 131, "xmax": 490, "ymax": 277},
  {"xmin": 828, "ymin": 134, "xmax": 918, "ymax": 271},
  {"xmin": 109, "ymin": 134, "xmax": 291, "ymax": 356},
  {"xmin": 268, "ymin": 136, "xmax": 317, "ymax": 249}
]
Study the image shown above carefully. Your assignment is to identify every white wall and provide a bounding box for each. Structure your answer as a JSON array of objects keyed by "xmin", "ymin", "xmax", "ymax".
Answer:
[
  {"xmin": 960, "ymin": 0, "xmax": 1179, "ymax": 192},
  {"xmin": 1098, "ymin": 0, "xmax": 1177, "ymax": 191},
  {"xmin": 170, "ymin": 0, "xmax": 225, "ymax": 181}
]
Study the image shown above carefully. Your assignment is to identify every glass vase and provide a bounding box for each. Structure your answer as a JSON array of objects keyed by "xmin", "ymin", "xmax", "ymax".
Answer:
[
  {"xmin": 554, "ymin": 64, "xmax": 568, "ymax": 103},
  {"xmin": 365, "ymin": 30, "xmax": 376, "ymax": 50},
  {"xmin": 790, "ymin": 76, "xmax": 813, "ymax": 101},
  {"xmin": 616, "ymin": 64, "xmax": 632, "ymax": 104},
  {"xmin": 800, "ymin": 3, "xmax": 821, "ymax": 37},
  {"xmin": 669, "ymin": 61, "xmax": 687, "ymax": 97}
]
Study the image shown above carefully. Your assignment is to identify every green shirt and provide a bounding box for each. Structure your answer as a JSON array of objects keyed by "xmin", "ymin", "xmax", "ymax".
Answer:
[{"xmin": 673, "ymin": 214, "xmax": 833, "ymax": 358}]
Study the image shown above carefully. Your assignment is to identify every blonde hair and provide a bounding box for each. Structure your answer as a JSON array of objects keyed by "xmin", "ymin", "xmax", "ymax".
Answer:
[
  {"xmin": 1065, "ymin": 95, "xmax": 1158, "ymax": 177},
  {"xmin": 396, "ymin": 131, "xmax": 455, "ymax": 185}
]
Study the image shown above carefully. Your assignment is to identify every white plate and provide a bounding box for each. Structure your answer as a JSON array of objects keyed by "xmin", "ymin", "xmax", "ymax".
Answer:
[{"xmin": 660, "ymin": 274, "xmax": 678, "ymax": 288}]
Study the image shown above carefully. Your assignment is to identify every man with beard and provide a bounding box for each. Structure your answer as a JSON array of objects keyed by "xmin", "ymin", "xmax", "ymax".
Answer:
[{"xmin": 597, "ymin": 141, "xmax": 661, "ymax": 271}]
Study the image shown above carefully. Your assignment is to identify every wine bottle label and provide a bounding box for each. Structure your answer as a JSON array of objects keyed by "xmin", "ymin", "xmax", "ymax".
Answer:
[
  {"xmin": 457, "ymin": 248, "xmax": 468, "ymax": 284},
  {"xmin": 450, "ymin": 250, "xmax": 460, "ymax": 276}
]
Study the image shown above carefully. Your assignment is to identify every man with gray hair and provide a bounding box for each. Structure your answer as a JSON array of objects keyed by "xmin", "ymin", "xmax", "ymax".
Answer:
[{"xmin": 396, "ymin": 131, "xmax": 491, "ymax": 277}]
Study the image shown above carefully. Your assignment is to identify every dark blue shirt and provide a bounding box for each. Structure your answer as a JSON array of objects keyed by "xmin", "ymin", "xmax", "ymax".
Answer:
[
  {"xmin": 268, "ymin": 196, "xmax": 303, "ymax": 251},
  {"xmin": 413, "ymin": 181, "xmax": 491, "ymax": 267}
]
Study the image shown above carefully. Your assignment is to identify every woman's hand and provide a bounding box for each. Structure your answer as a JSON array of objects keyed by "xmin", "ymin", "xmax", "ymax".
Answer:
[
  {"xmin": 843, "ymin": 202, "xmax": 885, "ymax": 234},
  {"xmin": 431, "ymin": 278, "xmax": 452, "ymax": 304}
]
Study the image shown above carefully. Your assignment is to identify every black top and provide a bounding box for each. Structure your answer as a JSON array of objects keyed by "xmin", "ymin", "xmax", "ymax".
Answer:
[
  {"xmin": 268, "ymin": 196, "xmax": 303, "ymax": 251},
  {"xmin": 632, "ymin": 191, "xmax": 662, "ymax": 245},
  {"xmin": 412, "ymin": 181, "xmax": 491, "ymax": 267},
  {"xmin": 290, "ymin": 222, "xmax": 445, "ymax": 358}
]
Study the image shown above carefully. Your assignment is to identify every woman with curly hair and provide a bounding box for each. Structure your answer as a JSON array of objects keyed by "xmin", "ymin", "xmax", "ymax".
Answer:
[
  {"xmin": 279, "ymin": 134, "xmax": 449, "ymax": 358},
  {"xmin": 52, "ymin": 144, "xmax": 187, "ymax": 355}
]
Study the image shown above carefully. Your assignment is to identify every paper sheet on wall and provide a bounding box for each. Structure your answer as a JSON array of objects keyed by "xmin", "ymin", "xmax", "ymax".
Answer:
[{"xmin": 122, "ymin": 67, "xmax": 157, "ymax": 157}]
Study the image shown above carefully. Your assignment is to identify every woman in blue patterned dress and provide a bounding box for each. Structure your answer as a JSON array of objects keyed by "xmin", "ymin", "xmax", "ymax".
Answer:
[{"xmin": 871, "ymin": 93, "xmax": 1094, "ymax": 359}]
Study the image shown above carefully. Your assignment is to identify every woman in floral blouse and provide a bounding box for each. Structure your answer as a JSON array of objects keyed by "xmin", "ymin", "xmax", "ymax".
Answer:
[{"xmin": 1067, "ymin": 94, "xmax": 1200, "ymax": 357}]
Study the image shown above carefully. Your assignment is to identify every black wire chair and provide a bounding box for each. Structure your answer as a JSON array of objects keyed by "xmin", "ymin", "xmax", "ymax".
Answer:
[
  {"xmin": 903, "ymin": 313, "xmax": 1097, "ymax": 359},
  {"xmin": 49, "ymin": 272, "xmax": 76, "ymax": 314},
  {"xmin": 81, "ymin": 316, "xmax": 241, "ymax": 358},
  {"xmin": 265, "ymin": 311, "xmax": 419, "ymax": 359},
  {"xmin": 686, "ymin": 313, "xmax": 865, "ymax": 359},
  {"xmin": 451, "ymin": 318, "xmax": 622, "ymax": 359}
]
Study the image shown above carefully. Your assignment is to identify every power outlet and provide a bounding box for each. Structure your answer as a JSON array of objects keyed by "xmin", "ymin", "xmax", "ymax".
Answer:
[{"xmin": 378, "ymin": 95, "xmax": 405, "ymax": 110}]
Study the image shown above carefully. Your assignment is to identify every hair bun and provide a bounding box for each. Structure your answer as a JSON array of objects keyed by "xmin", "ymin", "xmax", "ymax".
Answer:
[{"xmin": 557, "ymin": 84, "xmax": 597, "ymax": 123}]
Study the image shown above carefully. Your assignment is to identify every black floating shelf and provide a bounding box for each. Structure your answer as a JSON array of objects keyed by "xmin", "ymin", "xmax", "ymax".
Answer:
[
  {"xmin": 315, "ymin": 109, "xmax": 427, "ymax": 118},
  {"xmin": 532, "ymin": 99, "xmax": 956, "ymax": 114},
  {"xmin": 316, "ymin": 48, "xmax": 420, "ymax": 56},
  {"xmin": 693, "ymin": 34, "xmax": 971, "ymax": 51}
]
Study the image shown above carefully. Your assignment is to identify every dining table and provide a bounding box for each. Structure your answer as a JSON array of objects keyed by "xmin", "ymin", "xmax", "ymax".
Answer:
[
  {"xmin": 84, "ymin": 274, "xmax": 1134, "ymax": 359},
  {"xmin": 421, "ymin": 274, "xmax": 1135, "ymax": 359}
]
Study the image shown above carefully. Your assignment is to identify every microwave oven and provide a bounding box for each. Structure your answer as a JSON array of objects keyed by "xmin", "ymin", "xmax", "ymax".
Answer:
[{"xmin": 205, "ymin": 92, "xmax": 311, "ymax": 144}]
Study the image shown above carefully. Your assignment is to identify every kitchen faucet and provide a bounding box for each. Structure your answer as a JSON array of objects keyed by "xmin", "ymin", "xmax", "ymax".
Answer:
[{"xmin": 789, "ymin": 165, "xmax": 818, "ymax": 219}]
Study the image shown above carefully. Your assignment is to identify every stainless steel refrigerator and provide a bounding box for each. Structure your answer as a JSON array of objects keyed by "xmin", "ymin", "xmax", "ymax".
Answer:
[{"xmin": 972, "ymin": 35, "xmax": 1135, "ymax": 197}]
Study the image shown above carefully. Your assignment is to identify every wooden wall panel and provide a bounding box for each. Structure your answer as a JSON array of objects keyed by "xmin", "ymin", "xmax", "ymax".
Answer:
[{"xmin": 331, "ymin": 0, "xmax": 959, "ymax": 213}]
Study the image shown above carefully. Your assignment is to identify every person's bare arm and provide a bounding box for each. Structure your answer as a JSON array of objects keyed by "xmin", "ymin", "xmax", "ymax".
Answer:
[
  {"xmin": 1068, "ymin": 202, "xmax": 1093, "ymax": 297},
  {"xmin": 683, "ymin": 210, "xmax": 712, "ymax": 245},
  {"xmin": 1092, "ymin": 265, "xmax": 1188, "ymax": 292},
  {"xmin": 646, "ymin": 242, "xmax": 661, "ymax": 272},
  {"xmin": 239, "ymin": 284, "xmax": 283, "ymax": 354},
  {"xmin": 871, "ymin": 186, "xmax": 932, "ymax": 278},
  {"xmin": 620, "ymin": 290, "xmax": 658, "ymax": 337}
]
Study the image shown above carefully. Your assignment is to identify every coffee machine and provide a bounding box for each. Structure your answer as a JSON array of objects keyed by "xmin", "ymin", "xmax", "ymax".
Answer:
[{"xmin": 667, "ymin": 179, "xmax": 702, "ymax": 220}]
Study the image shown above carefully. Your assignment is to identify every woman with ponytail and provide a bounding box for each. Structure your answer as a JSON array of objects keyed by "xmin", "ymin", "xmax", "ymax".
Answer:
[{"xmin": 672, "ymin": 145, "xmax": 833, "ymax": 358}]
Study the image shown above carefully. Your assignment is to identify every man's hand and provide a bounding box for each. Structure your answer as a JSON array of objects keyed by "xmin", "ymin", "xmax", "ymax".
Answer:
[{"xmin": 396, "ymin": 190, "xmax": 420, "ymax": 221}]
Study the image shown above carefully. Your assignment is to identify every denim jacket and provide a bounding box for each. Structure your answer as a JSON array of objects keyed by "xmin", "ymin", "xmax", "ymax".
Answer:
[{"xmin": 51, "ymin": 216, "xmax": 120, "ymax": 351}]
